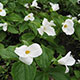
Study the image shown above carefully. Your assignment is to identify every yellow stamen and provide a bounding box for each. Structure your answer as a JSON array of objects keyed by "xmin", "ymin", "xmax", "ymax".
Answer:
[
  {"xmin": 25, "ymin": 50, "xmax": 30, "ymax": 54},
  {"xmin": 28, "ymin": 15, "xmax": 31, "ymax": 18},
  {"xmin": 64, "ymin": 25, "xmax": 68, "ymax": 28},
  {"xmin": 0, "ymin": 9, "xmax": 2, "ymax": 12}
]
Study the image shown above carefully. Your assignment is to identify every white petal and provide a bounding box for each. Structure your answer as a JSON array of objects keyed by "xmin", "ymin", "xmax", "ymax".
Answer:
[
  {"xmin": 19, "ymin": 57, "xmax": 33, "ymax": 65},
  {"xmin": 78, "ymin": 20, "xmax": 80, "ymax": 23},
  {"xmin": 37, "ymin": 26, "xmax": 44, "ymax": 36},
  {"xmin": 31, "ymin": 0, "xmax": 40, "ymax": 9},
  {"xmin": 24, "ymin": 3, "xmax": 29, "ymax": 8},
  {"xmin": 50, "ymin": 20, "xmax": 56, "ymax": 26},
  {"xmin": 28, "ymin": 43, "xmax": 42, "ymax": 58},
  {"xmin": 0, "ymin": 23, "xmax": 3, "ymax": 27},
  {"xmin": 62, "ymin": 19, "xmax": 74, "ymax": 35},
  {"xmin": 0, "ymin": 3, "xmax": 3, "ymax": 9},
  {"xmin": 50, "ymin": 2, "xmax": 59, "ymax": 11},
  {"xmin": 42, "ymin": 18, "xmax": 49, "ymax": 26},
  {"xmin": 24, "ymin": 13, "xmax": 34, "ymax": 21},
  {"xmin": 14, "ymin": 45, "xmax": 28, "ymax": 57},
  {"xmin": 3, "ymin": 25, "xmax": 7, "ymax": 31},
  {"xmin": 62, "ymin": 26, "xmax": 75, "ymax": 35},
  {"xmin": 58, "ymin": 51, "xmax": 76, "ymax": 66},
  {"xmin": 44, "ymin": 26, "xmax": 56, "ymax": 36},
  {"xmin": 0, "ymin": 9, "xmax": 6, "ymax": 16},
  {"xmin": 65, "ymin": 65, "xmax": 69, "ymax": 73}
]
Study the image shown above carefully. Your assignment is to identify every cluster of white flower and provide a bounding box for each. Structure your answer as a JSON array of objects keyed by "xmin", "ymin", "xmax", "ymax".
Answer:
[{"xmin": 0, "ymin": 0, "xmax": 80, "ymax": 74}]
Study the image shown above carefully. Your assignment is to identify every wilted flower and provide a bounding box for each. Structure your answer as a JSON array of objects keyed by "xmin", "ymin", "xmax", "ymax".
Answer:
[
  {"xmin": 14, "ymin": 43, "xmax": 42, "ymax": 65},
  {"xmin": 24, "ymin": 3, "xmax": 29, "ymax": 8},
  {"xmin": 50, "ymin": 2, "xmax": 59, "ymax": 11},
  {"xmin": 0, "ymin": 23, "xmax": 8, "ymax": 31},
  {"xmin": 58, "ymin": 51, "xmax": 76, "ymax": 73},
  {"xmin": 31, "ymin": 0, "xmax": 41, "ymax": 9},
  {"xmin": 62, "ymin": 19, "xmax": 74, "ymax": 35},
  {"xmin": 37, "ymin": 18, "xmax": 56, "ymax": 36},
  {"xmin": 24, "ymin": 13, "xmax": 35, "ymax": 21},
  {"xmin": 0, "ymin": 3, "xmax": 6, "ymax": 16}
]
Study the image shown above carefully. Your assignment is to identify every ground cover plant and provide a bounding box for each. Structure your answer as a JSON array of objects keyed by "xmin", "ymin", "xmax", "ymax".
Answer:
[{"xmin": 0, "ymin": 0, "xmax": 80, "ymax": 80}]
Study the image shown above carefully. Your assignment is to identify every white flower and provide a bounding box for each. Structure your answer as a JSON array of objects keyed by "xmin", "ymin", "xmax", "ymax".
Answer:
[
  {"xmin": 14, "ymin": 43, "xmax": 42, "ymax": 65},
  {"xmin": 37, "ymin": 18, "xmax": 56, "ymax": 36},
  {"xmin": 31, "ymin": 0, "xmax": 41, "ymax": 9},
  {"xmin": 58, "ymin": 51, "xmax": 76, "ymax": 73},
  {"xmin": 50, "ymin": 2, "xmax": 59, "ymax": 11},
  {"xmin": 78, "ymin": 19, "xmax": 80, "ymax": 23},
  {"xmin": 24, "ymin": 3, "xmax": 29, "ymax": 8},
  {"xmin": 0, "ymin": 3, "xmax": 6, "ymax": 16},
  {"xmin": 24, "ymin": 13, "xmax": 35, "ymax": 21},
  {"xmin": 62, "ymin": 19, "xmax": 74, "ymax": 35},
  {"xmin": 0, "ymin": 23, "xmax": 7, "ymax": 31},
  {"xmin": 77, "ymin": 0, "xmax": 80, "ymax": 4}
]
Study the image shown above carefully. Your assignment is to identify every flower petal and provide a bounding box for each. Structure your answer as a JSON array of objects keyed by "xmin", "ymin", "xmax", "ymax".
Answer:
[
  {"xmin": 58, "ymin": 51, "xmax": 76, "ymax": 66},
  {"xmin": 14, "ymin": 45, "xmax": 28, "ymax": 57},
  {"xmin": 65, "ymin": 65, "xmax": 69, "ymax": 73},
  {"xmin": 28, "ymin": 43, "xmax": 42, "ymax": 58},
  {"xmin": 37, "ymin": 26, "xmax": 44, "ymax": 36},
  {"xmin": 0, "ymin": 3, "xmax": 3, "ymax": 9},
  {"xmin": 19, "ymin": 57, "xmax": 33, "ymax": 65},
  {"xmin": 0, "ymin": 9, "xmax": 6, "ymax": 16},
  {"xmin": 44, "ymin": 26, "xmax": 56, "ymax": 36}
]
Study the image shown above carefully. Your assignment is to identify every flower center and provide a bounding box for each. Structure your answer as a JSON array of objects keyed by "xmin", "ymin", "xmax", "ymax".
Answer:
[
  {"xmin": 28, "ymin": 15, "xmax": 31, "ymax": 18},
  {"xmin": 64, "ymin": 24, "xmax": 68, "ymax": 28},
  {"xmin": 25, "ymin": 50, "xmax": 30, "ymax": 54},
  {"xmin": 0, "ymin": 9, "xmax": 2, "ymax": 12}
]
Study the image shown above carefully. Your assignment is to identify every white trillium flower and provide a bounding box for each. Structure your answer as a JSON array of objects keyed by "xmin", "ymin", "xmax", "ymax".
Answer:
[
  {"xmin": 24, "ymin": 13, "xmax": 35, "ymax": 21},
  {"xmin": 14, "ymin": 43, "xmax": 42, "ymax": 65},
  {"xmin": 50, "ymin": 2, "xmax": 59, "ymax": 11},
  {"xmin": 0, "ymin": 3, "xmax": 6, "ymax": 16},
  {"xmin": 58, "ymin": 51, "xmax": 76, "ymax": 73},
  {"xmin": 62, "ymin": 19, "xmax": 74, "ymax": 35},
  {"xmin": 0, "ymin": 23, "xmax": 8, "ymax": 31},
  {"xmin": 37, "ymin": 18, "xmax": 56, "ymax": 36},
  {"xmin": 31, "ymin": 0, "xmax": 41, "ymax": 9},
  {"xmin": 24, "ymin": 3, "xmax": 29, "ymax": 8}
]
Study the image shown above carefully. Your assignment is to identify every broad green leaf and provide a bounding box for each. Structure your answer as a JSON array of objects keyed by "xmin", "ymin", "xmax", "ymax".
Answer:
[
  {"xmin": 74, "ymin": 70, "xmax": 80, "ymax": 78},
  {"xmin": 21, "ymin": 33, "xmax": 35, "ymax": 41},
  {"xmin": 8, "ymin": 26, "xmax": 19, "ymax": 34},
  {"xmin": 7, "ymin": 13, "xmax": 23, "ymax": 22},
  {"xmin": 36, "ymin": 45, "xmax": 54, "ymax": 70},
  {"xmin": 28, "ymin": 23, "xmax": 37, "ymax": 35},
  {"xmin": 11, "ymin": 62, "xmax": 36, "ymax": 80},
  {"xmin": 0, "ymin": 46, "xmax": 18, "ymax": 60},
  {"xmin": 0, "ymin": 43, "xmax": 4, "ymax": 49},
  {"xmin": 35, "ymin": 71, "xmax": 49, "ymax": 80},
  {"xmin": 19, "ymin": 22, "xmax": 29, "ymax": 33},
  {"xmin": 0, "ymin": 31, "xmax": 6, "ymax": 42}
]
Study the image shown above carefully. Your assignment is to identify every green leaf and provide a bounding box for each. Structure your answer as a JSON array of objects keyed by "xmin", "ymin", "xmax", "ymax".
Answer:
[
  {"xmin": 0, "ymin": 46, "xmax": 18, "ymax": 60},
  {"xmin": 28, "ymin": 23, "xmax": 37, "ymax": 35},
  {"xmin": 8, "ymin": 26, "xmax": 19, "ymax": 34},
  {"xmin": 21, "ymin": 33, "xmax": 35, "ymax": 41},
  {"xmin": 74, "ymin": 70, "xmax": 80, "ymax": 78},
  {"xmin": 7, "ymin": 13, "xmax": 23, "ymax": 22},
  {"xmin": 11, "ymin": 62, "xmax": 36, "ymax": 80},
  {"xmin": 36, "ymin": 45, "xmax": 54, "ymax": 70},
  {"xmin": 0, "ymin": 31, "xmax": 6, "ymax": 42},
  {"xmin": 19, "ymin": 22, "xmax": 29, "ymax": 33},
  {"xmin": 35, "ymin": 71, "xmax": 49, "ymax": 80},
  {"xmin": 0, "ymin": 43, "xmax": 4, "ymax": 49}
]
